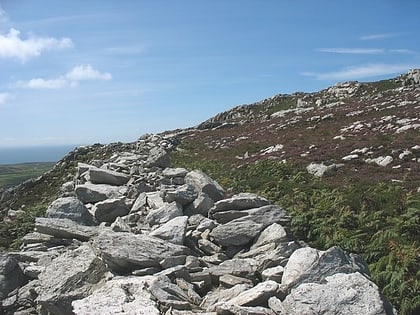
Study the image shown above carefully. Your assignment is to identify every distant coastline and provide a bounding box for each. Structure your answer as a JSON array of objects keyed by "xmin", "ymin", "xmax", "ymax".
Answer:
[{"xmin": 0, "ymin": 145, "xmax": 78, "ymax": 165}]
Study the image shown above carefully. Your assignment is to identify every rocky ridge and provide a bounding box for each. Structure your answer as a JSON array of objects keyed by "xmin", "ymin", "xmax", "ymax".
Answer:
[{"xmin": 1, "ymin": 134, "xmax": 396, "ymax": 314}]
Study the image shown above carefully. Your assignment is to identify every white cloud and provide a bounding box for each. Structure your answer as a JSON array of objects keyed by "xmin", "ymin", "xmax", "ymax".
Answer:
[
  {"xmin": 17, "ymin": 64, "xmax": 112, "ymax": 89},
  {"xmin": 302, "ymin": 64, "xmax": 418, "ymax": 81},
  {"xmin": 0, "ymin": 5, "xmax": 7, "ymax": 24},
  {"xmin": 316, "ymin": 48, "xmax": 384, "ymax": 54},
  {"xmin": 66, "ymin": 64, "xmax": 112, "ymax": 81},
  {"xmin": 0, "ymin": 93, "xmax": 10, "ymax": 106},
  {"xmin": 20, "ymin": 78, "xmax": 68, "ymax": 89},
  {"xmin": 0, "ymin": 28, "xmax": 73, "ymax": 62},
  {"xmin": 360, "ymin": 33, "xmax": 399, "ymax": 40}
]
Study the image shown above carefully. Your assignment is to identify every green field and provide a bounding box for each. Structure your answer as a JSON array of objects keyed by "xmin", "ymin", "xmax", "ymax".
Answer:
[{"xmin": 0, "ymin": 162, "xmax": 55, "ymax": 189}]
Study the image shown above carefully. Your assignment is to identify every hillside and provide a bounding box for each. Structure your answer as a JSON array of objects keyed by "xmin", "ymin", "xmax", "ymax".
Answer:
[{"xmin": 0, "ymin": 70, "xmax": 419, "ymax": 314}]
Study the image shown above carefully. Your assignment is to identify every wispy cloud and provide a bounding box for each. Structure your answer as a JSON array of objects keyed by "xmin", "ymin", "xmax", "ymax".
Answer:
[
  {"xmin": 105, "ymin": 45, "xmax": 147, "ymax": 55},
  {"xmin": 0, "ymin": 4, "xmax": 7, "ymax": 24},
  {"xmin": 317, "ymin": 48, "xmax": 384, "ymax": 54},
  {"xmin": 360, "ymin": 33, "xmax": 399, "ymax": 40},
  {"xmin": 389, "ymin": 49, "xmax": 415, "ymax": 54},
  {"xmin": 0, "ymin": 28, "xmax": 72, "ymax": 62},
  {"xmin": 0, "ymin": 92, "xmax": 10, "ymax": 106},
  {"xmin": 302, "ymin": 64, "xmax": 418, "ymax": 81},
  {"xmin": 17, "ymin": 65, "xmax": 112, "ymax": 89}
]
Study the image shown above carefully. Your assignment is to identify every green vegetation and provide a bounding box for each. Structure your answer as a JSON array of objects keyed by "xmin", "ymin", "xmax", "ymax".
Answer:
[
  {"xmin": 171, "ymin": 148, "xmax": 420, "ymax": 315},
  {"xmin": 0, "ymin": 162, "xmax": 55, "ymax": 189}
]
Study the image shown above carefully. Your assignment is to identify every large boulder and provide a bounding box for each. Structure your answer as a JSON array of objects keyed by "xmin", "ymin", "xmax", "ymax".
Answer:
[
  {"xmin": 282, "ymin": 246, "xmax": 370, "ymax": 289},
  {"xmin": 164, "ymin": 184, "xmax": 198, "ymax": 206},
  {"xmin": 88, "ymin": 167, "xmax": 129, "ymax": 186},
  {"xmin": 0, "ymin": 253, "xmax": 27, "ymax": 300},
  {"xmin": 45, "ymin": 197, "xmax": 95, "ymax": 225},
  {"xmin": 75, "ymin": 183, "xmax": 124, "ymax": 204},
  {"xmin": 279, "ymin": 272, "xmax": 396, "ymax": 315},
  {"xmin": 91, "ymin": 231, "xmax": 190, "ymax": 273},
  {"xmin": 185, "ymin": 170, "xmax": 225, "ymax": 201},
  {"xmin": 36, "ymin": 245, "xmax": 108, "ymax": 315},
  {"xmin": 72, "ymin": 276, "xmax": 160, "ymax": 315}
]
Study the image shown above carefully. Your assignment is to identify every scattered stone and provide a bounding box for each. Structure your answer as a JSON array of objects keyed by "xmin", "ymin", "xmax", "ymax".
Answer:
[
  {"xmin": 146, "ymin": 201, "xmax": 183, "ymax": 226},
  {"xmin": 35, "ymin": 218, "xmax": 99, "ymax": 241},
  {"xmin": 0, "ymin": 253, "xmax": 27, "ymax": 300},
  {"xmin": 210, "ymin": 219, "xmax": 264, "ymax": 247},
  {"xmin": 75, "ymin": 183, "xmax": 123, "ymax": 204}
]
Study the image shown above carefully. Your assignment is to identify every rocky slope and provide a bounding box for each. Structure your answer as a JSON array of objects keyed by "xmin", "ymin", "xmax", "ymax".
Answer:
[
  {"xmin": 1, "ymin": 134, "xmax": 396, "ymax": 314},
  {"xmin": 0, "ymin": 70, "xmax": 419, "ymax": 314}
]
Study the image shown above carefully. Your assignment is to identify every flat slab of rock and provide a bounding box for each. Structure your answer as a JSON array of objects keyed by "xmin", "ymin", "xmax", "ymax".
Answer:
[
  {"xmin": 88, "ymin": 167, "xmax": 129, "ymax": 186},
  {"xmin": 279, "ymin": 272, "xmax": 396, "ymax": 315},
  {"xmin": 72, "ymin": 276, "xmax": 160, "ymax": 315},
  {"xmin": 75, "ymin": 183, "xmax": 124, "ymax": 204},
  {"xmin": 35, "ymin": 218, "xmax": 99, "ymax": 241},
  {"xmin": 210, "ymin": 219, "xmax": 264, "ymax": 247},
  {"xmin": 209, "ymin": 193, "xmax": 269, "ymax": 215},
  {"xmin": 92, "ymin": 231, "xmax": 190, "ymax": 273},
  {"xmin": 37, "ymin": 244, "xmax": 108, "ymax": 315}
]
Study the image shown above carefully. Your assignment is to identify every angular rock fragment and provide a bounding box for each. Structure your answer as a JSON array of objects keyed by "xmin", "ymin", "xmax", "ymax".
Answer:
[
  {"xmin": 210, "ymin": 219, "xmax": 264, "ymax": 247},
  {"xmin": 35, "ymin": 218, "xmax": 99, "ymax": 241},
  {"xmin": 150, "ymin": 216, "xmax": 188, "ymax": 245},
  {"xmin": 185, "ymin": 170, "xmax": 225, "ymax": 201},
  {"xmin": 37, "ymin": 245, "xmax": 108, "ymax": 315},
  {"xmin": 92, "ymin": 198, "xmax": 130, "ymax": 223},
  {"xmin": 209, "ymin": 193, "xmax": 269, "ymax": 215},
  {"xmin": 281, "ymin": 246, "xmax": 370, "ymax": 289},
  {"xmin": 75, "ymin": 183, "xmax": 123, "ymax": 204},
  {"xmin": 46, "ymin": 197, "xmax": 95, "ymax": 225},
  {"xmin": 146, "ymin": 201, "xmax": 183, "ymax": 226},
  {"xmin": 0, "ymin": 253, "xmax": 27, "ymax": 300}
]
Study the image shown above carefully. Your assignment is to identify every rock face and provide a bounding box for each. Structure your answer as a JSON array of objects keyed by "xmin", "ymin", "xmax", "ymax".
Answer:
[{"xmin": 1, "ymin": 134, "xmax": 396, "ymax": 315}]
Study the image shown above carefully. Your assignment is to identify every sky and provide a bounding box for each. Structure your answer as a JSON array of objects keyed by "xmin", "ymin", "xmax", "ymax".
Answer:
[{"xmin": 0, "ymin": 0, "xmax": 419, "ymax": 148}]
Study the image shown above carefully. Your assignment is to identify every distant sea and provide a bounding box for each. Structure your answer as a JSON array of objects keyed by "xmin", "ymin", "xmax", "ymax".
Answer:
[{"xmin": 0, "ymin": 145, "xmax": 78, "ymax": 165}]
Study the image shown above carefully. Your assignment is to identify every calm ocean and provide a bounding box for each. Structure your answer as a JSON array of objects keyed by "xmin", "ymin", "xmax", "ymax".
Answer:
[{"xmin": 0, "ymin": 145, "xmax": 78, "ymax": 165}]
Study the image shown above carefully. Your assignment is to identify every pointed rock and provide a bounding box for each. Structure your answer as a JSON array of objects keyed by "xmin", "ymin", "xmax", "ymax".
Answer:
[
  {"xmin": 150, "ymin": 216, "xmax": 188, "ymax": 245},
  {"xmin": 185, "ymin": 170, "xmax": 225, "ymax": 201}
]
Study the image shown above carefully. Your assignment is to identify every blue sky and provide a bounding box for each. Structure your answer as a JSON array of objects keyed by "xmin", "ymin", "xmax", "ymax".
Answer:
[{"xmin": 0, "ymin": 1, "xmax": 419, "ymax": 148}]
